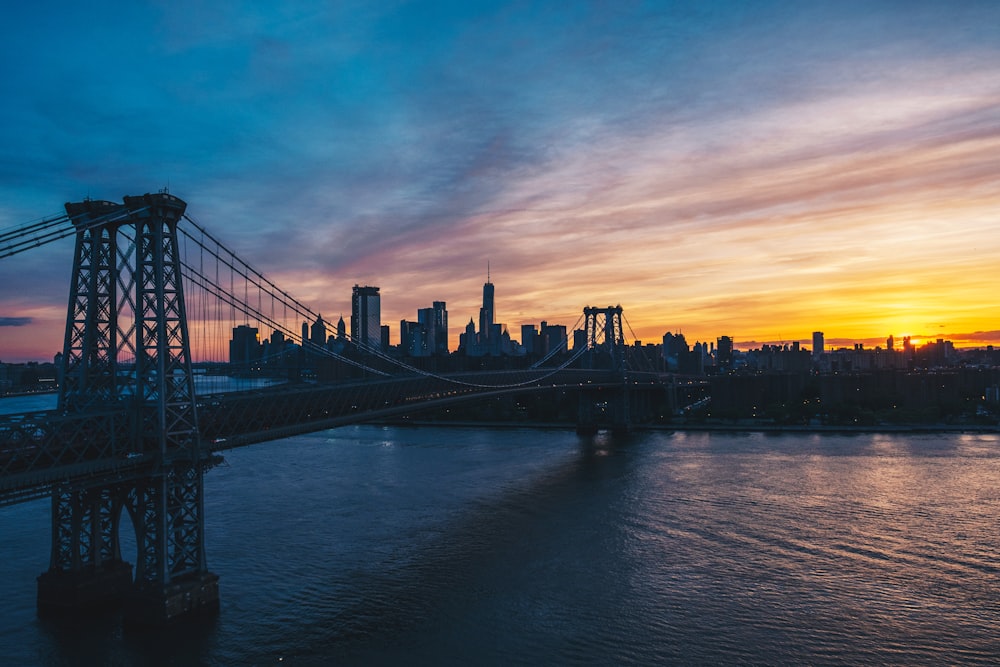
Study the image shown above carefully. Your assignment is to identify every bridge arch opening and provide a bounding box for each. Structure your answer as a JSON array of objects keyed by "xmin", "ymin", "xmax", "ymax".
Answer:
[{"xmin": 118, "ymin": 498, "xmax": 139, "ymax": 585}]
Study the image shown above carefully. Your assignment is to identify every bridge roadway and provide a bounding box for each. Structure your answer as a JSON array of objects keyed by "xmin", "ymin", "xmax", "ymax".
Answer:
[{"xmin": 1, "ymin": 368, "xmax": 670, "ymax": 506}]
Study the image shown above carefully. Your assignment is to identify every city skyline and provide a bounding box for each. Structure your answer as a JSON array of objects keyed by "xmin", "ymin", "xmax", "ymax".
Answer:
[{"xmin": 2, "ymin": 3, "xmax": 1000, "ymax": 362}]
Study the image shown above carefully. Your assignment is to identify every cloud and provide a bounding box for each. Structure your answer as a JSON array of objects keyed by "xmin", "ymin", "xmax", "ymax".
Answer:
[
  {"xmin": 3, "ymin": 2, "xmax": 1000, "ymax": 357},
  {"xmin": 0, "ymin": 316, "xmax": 32, "ymax": 327}
]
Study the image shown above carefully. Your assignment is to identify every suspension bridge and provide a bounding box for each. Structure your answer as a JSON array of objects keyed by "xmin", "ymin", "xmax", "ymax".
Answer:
[{"xmin": 0, "ymin": 192, "xmax": 696, "ymax": 626}]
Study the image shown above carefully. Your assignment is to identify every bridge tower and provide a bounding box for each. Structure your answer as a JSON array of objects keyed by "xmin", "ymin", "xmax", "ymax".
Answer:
[
  {"xmin": 37, "ymin": 192, "xmax": 219, "ymax": 625},
  {"xmin": 583, "ymin": 305, "xmax": 625, "ymax": 371},
  {"xmin": 578, "ymin": 306, "xmax": 632, "ymax": 434}
]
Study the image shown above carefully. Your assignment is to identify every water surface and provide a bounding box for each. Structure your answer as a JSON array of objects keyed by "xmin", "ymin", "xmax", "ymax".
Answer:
[{"xmin": 1, "ymin": 424, "xmax": 998, "ymax": 664}]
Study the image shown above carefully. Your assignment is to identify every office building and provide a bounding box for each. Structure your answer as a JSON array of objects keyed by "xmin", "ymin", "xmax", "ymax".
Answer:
[
  {"xmin": 230, "ymin": 324, "xmax": 260, "ymax": 365},
  {"xmin": 351, "ymin": 285, "xmax": 382, "ymax": 350},
  {"xmin": 812, "ymin": 331, "xmax": 825, "ymax": 357}
]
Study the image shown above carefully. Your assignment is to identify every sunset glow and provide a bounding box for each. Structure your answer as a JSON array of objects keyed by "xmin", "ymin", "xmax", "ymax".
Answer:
[{"xmin": 2, "ymin": 2, "xmax": 999, "ymax": 361}]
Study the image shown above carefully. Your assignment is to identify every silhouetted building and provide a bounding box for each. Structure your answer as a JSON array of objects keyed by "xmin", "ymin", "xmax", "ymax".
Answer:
[
  {"xmin": 462, "ymin": 272, "xmax": 511, "ymax": 356},
  {"xmin": 459, "ymin": 319, "xmax": 477, "ymax": 353},
  {"xmin": 310, "ymin": 314, "xmax": 327, "ymax": 348},
  {"xmin": 351, "ymin": 285, "xmax": 381, "ymax": 350},
  {"xmin": 540, "ymin": 321, "xmax": 567, "ymax": 356},
  {"xmin": 812, "ymin": 331, "xmax": 824, "ymax": 357},
  {"xmin": 479, "ymin": 276, "xmax": 495, "ymax": 344},
  {"xmin": 415, "ymin": 301, "xmax": 448, "ymax": 355},
  {"xmin": 432, "ymin": 301, "xmax": 449, "ymax": 354},
  {"xmin": 692, "ymin": 342, "xmax": 707, "ymax": 375},
  {"xmin": 522, "ymin": 324, "xmax": 539, "ymax": 355},
  {"xmin": 663, "ymin": 331, "xmax": 704, "ymax": 374},
  {"xmin": 745, "ymin": 344, "xmax": 812, "ymax": 373},
  {"xmin": 230, "ymin": 324, "xmax": 261, "ymax": 365},
  {"xmin": 717, "ymin": 336, "xmax": 734, "ymax": 371}
]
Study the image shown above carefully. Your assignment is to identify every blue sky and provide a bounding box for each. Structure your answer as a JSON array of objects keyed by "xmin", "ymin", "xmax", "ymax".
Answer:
[{"xmin": 2, "ymin": 1, "xmax": 1000, "ymax": 361}]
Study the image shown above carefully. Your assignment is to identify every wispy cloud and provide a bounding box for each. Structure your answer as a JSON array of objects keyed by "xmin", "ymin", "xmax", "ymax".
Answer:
[{"xmin": 2, "ymin": 2, "xmax": 1000, "ymax": 358}]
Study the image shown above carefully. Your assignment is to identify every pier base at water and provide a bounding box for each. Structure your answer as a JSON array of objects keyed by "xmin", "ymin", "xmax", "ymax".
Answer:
[
  {"xmin": 37, "ymin": 561, "xmax": 134, "ymax": 615},
  {"xmin": 123, "ymin": 572, "xmax": 220, "ymax": 627},
  {"xmin": 611, "ymin": 422, "xmax": 631, "ymax": 436}
]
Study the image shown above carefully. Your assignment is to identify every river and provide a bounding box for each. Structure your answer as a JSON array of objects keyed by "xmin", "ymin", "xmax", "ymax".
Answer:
[{"xmin": 1, "ymin": 392, "xmax": 999, "ymax": 664}]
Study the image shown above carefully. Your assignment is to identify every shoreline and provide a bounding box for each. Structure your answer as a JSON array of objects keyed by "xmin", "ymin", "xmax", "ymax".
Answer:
[{"xmin": 378, "ymin": 418, "xmax": 1000, "ymax": 435}]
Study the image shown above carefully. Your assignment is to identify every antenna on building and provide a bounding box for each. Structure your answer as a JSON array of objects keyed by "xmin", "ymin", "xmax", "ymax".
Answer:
[{"xmin": 487, "ymin": 260, "xmax": 490, "ymax": 283}]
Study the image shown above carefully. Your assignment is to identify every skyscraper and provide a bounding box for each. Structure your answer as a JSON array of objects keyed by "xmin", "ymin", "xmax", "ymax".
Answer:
[
  {"xmin": 479, "ymin": 277, "xmax": 494, "ymax": 342},
  {"xmin": 351, "ymin": 285, "xmax": 381, "ymax": 350},
  {"xmin": 310, "ymin": 314, "xmax": 327, "ymax": 348},
  {"xmin": 717, "ymin": 335, "xmax": 734, "ymax": 370},
  {"xmin": 229, "ymin": 324, "xmax": 260, "ymax": 365},
  {"xmin": 812, "ymin": 331, "xmax": 825, "ymax": 357}
]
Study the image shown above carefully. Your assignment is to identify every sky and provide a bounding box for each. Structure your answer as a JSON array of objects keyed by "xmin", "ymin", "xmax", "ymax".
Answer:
[{"xmin": 1, "ymin": 1, "xmax": 999, "ymax": 362}]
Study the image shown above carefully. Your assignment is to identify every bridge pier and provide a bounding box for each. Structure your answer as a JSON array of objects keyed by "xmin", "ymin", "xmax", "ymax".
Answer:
[
  {"xmin": 37, "ymin": 562, "xmax": 134, "ymax": 616},
  {"xmin": 36, "ymin": 485, "xmax": 133, "ymax": 615},
  {"xmin": 575, "ymin": 381, "xmax": 633, "ymax": 435}
]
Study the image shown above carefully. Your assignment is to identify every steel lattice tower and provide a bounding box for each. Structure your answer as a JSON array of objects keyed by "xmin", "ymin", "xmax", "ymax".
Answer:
[
  {"xmin": 37, "ymin": 192, "xmax": 218, "ymax": 625},
  {"xmin": 583, "ymin": 305, "xmax": 625, "ymax": 370}
]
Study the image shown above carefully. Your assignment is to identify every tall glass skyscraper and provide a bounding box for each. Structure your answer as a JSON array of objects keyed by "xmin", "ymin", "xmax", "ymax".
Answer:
[
  {"xmin": 479, "ymin": 279, "xmax": 494, "ymax": 341},
  {"xmin": 351, "ymin": 285, "xmax": 381, "ymax": 350}
]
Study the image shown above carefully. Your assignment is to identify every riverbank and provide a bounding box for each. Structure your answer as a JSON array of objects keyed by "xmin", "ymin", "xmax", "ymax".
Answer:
[{"xmin": 380, "ymin": 417, "xmax": 1000, "ymax": 435}]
